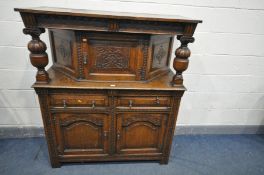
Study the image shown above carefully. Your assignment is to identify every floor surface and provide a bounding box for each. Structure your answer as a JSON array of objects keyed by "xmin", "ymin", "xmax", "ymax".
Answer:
[{"xmin": 0, "ymin": 135, "xmax": 263, "ymax": 175}]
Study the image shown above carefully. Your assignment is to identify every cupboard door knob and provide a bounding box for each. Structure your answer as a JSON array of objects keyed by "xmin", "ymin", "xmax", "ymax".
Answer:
[
  {"xmin": 92, "ymin": 100, "xmax": 96, "ymax": 109},
  {"xmin": 104, "ymin": 131, "xmax": 108, "ymax": 138},
  {"xmin": 129, "ymin": 100, "xmax": 133, "ymax": 109},
  {"xmin": 117, "ymin": 131, "xmax": 121, "ymax": 140},
  {"xmin": 83, "ymin": 55, "xmax": 87, "ymax": 65},
  {"xmin": 63, "ymin": 100, "xmax": 66, "ymax": 108},
  {"xmin": 156, "ymin": 96, "xmax": 160, "ymax": 104}
]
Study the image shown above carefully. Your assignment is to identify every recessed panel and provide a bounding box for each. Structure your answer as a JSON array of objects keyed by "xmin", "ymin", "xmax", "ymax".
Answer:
[
  {"xmin": 53, "ymin": 31, "xmax": 73, "ymax": 69},
  {"xmin": 152, "ymin": 42, "xmax": 169, "ymax": 69}
]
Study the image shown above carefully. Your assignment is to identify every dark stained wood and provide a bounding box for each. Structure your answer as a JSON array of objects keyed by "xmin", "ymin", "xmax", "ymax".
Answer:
[
  {"xmin": 23, "ymin": 28, "xmax": 50, "ymax": 84},
  {"xmin": 15, "ymin": 7, "xmax": 201, "ymax": 35},
  {"xmin": 48, "ymin": 30, "xmax": 174, "ymax": 82},
  {"xmin": 33, "ymin": 67, "xmax": 186, "ymax": 91},
  {"xmin": 15, "ymin": 7, "xmax": 201, "ymax": 168},
  {"xmin": 171, "ymin": 35, "xmax": 195, "ymax": 86},
  {"xmin": 53, "ymin": 113, "xmax": 110, "ymax": 156},
  {"xmin": 36, "ymin": 87, "xmax": 183, "ymax": 168},
  {"xmin": 116, "ymin": 113, "xmax": 168, "ymax": 155},
  {"xmin": 14, "ymin": 7, "xmax": 202, "ymax": 23}
]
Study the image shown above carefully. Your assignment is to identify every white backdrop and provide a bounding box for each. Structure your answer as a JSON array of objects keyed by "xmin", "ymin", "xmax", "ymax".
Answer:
[{"xmin": 0, "ymin": 0, "xmax": 264, "ymax": 129}]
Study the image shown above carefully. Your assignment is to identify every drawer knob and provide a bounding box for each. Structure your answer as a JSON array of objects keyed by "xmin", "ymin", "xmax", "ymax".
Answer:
[
  {"xmin": 129, "ymin": 100, "xmax": 133, "ymax": 109},
  {"xmin": 156, "ymin": 96, "xmax": 160, "ymax": 104},
  {"xmin": 92, "ymin": 100, "xmax": 96, "ymax": 109},
  {"xmin": 63, "ymin": 100, "xmax": 66, "ymax": 108}
]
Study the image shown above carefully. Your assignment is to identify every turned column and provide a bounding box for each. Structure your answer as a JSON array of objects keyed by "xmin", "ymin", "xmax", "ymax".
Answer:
[
  {"xmin": 171, "ymin": 35, "xmax": 195, "ymax": 86},
  {"xmin": 23, "ymin": 28, "xmax": 50, "ymax": 84}
]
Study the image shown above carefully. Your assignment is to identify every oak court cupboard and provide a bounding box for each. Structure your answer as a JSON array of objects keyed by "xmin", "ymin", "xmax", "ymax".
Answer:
[{"xmin": 14, "ymin": 7, "xmax": 202, "ymax": 168}]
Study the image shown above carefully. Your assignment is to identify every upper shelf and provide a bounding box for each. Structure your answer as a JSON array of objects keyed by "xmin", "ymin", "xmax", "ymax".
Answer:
[{"xmin": 14, "ymin": 7, "xmax": 202, "ymax": 24}]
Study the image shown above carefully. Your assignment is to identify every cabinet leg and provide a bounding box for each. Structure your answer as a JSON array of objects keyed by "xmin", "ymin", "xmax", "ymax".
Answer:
[
  {"xmin": 50, "ymin": 159, "xmax": 61, "ymax": 168},
  {"xmin": 160, "ymin": 157, "xmax": 169, "ymax": 165},
  {"xmin": 50, "ymin": 157, "xmax": 61, "ymax": 168}
]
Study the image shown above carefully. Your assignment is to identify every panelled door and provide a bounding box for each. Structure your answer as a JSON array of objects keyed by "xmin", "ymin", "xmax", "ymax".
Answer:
[
  {"xmin": 116, "ymin": 113, "xmax": 168, "ymax": 155},
  {"xmin": 53, "ymin": 113, "xmax": 110, "ymax": 156}
]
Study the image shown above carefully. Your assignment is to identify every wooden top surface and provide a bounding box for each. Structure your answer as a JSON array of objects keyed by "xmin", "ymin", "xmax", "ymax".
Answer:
[
  {"xmin": 32, "ymin": 68, "xmax": 186, "ymax": 91},
  {"xmin": 14, "ymin": 7, "xmax": 202, "ymax": 24}
]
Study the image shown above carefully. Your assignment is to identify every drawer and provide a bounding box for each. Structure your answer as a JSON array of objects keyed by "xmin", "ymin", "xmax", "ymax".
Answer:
[
  {"xmin": 50, "ymin": 94, "xmax": 108, "ymax": 107},
  {"xmin": 117, "ymin": 96, "xmax": 171, "ymax": 108}
]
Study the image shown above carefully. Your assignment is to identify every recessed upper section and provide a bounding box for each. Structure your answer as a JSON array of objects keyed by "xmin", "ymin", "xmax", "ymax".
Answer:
[
  {"xmin": 15, "ymin": 7, "xmax": 202, "ymax": 84},
  {"xmin": 49, "ymin": 29, "xmax": 174, "ymax": 82},
  {"xmin": 14, "ymin": 7, "xmax": 202, "ymax": 24}
]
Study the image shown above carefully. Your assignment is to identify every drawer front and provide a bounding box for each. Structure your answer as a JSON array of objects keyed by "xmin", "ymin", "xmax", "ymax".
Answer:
[
  {"xmin": 117, "ymin": 96, "xmax": 171, "ymax": 108},
  {"xmin": 50, "ymin": 94, "xmax": 108, "ymax": 107}
]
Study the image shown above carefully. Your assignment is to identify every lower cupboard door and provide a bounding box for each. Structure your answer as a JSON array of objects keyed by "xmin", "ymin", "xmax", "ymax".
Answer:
[
  {"xmin": 53, "ymin": 113, "xmax": 110, "ymax": 156},
  {"xmin": 116, "ymin": 113, "xmax": 168, "ymax": 155}
]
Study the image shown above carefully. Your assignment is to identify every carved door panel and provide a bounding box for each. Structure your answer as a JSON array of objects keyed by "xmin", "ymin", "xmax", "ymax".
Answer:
[
  {"xmin": 80, "ymin": 32, "xmax": 143, "ymax": 81},
  {"xmin": 53, "ymin": 113, "xmax": 110, "ymax": 156},
  {"xmin": 116, "ymin": 113, "xmax": 168, "ymax": 155}
]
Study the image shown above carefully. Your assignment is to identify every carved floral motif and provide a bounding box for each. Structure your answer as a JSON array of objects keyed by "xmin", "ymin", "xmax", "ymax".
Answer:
[
  {"xmin": 152, "ymin": 42, "xmax": 169, "ymax": 69},
  {"xmin": 95, "ymin": 47, "xmax": 129, "ymax": 69},
  {"xmin": 154, "ymin": 45, "xmax": 166, "ymax": 64}
]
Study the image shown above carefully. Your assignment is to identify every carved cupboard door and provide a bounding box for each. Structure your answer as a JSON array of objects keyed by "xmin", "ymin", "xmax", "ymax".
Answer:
[
  {"xmin": 80, "ymin": 32, "xmax": 143, "ymax": 81},
  {"xmin": 116, "ymin": 113, "xmax": 168, "ymax": 155},
  {"xmin": 53, "ymin": 113, "xmax": 110, "ymax": 156}
]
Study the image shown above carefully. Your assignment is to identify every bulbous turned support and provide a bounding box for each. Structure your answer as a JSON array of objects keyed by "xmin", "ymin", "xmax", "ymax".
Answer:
[
  {"xmin": 171, "ymin": 35, "xmax": 195, "ymax": 86},
  {"xmin": 23, "ymin": 27, "xmax": 50, "ymax": 84}
]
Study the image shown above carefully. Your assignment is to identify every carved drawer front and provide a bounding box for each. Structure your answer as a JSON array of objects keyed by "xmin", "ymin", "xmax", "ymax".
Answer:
[
  {"xmin": 116, "ymin": 113, "xmax": 168, "ymax": 155},
  {"xmin": 50, "ymin": 94, "xmax": 108, "ymax": 108},
  {"xmin": 53, "ymin": 113, "xmax": 110, "ymax": 156},
  {"xmin": 117, "ymin": 96, "xmax": 171, "ymax": 109}
]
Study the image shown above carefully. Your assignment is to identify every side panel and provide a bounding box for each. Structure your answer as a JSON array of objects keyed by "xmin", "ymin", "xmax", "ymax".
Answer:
[
  {"xmin": 148, "ymin": 35, "xmax": 174, "ymax": 80},
  {"xmin": 49, "ymin": 29, "xmax": 78, "ymax": 77}
]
